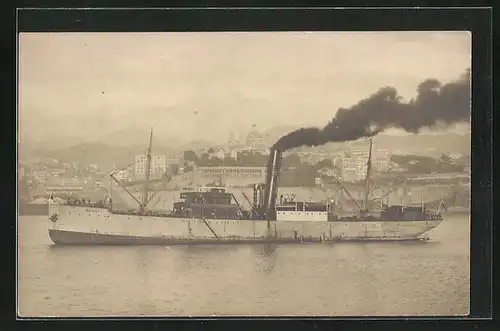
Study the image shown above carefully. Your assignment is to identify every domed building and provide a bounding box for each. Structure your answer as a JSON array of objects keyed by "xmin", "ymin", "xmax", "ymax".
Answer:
[{"xmin": 246, "ymin": 130, "xmax": 264, "ymax": 149}]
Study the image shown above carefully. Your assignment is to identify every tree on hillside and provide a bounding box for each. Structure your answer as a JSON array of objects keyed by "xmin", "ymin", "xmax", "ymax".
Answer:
[
  {"xmin": 183, "ymin": 150, "xmax": 199, "ymax": 164},
  {"xmin": 199, "ymin": 153, "xmax": 210, "ymax": 166},
  {"xmin": 293, "ymin": 164, "xmax": 317, "ymax": 186},
  {"xmin": 183, "ymin": 161, "xmax": 193, "ymax": 172},
  {"xmin": 168, "ymin": 164, "xmax": 180, "ymax": 176},
  {"xmin": 282, "ymin": 153, "xmax": 302, "ymax": 169},
  {"xmin": 224, "ymin": 157, "xmax": 238, "ymax": 166},
  {"xmin": 315, "ymin": 158, "xmax": 333, "ymax": 170},
  {"xmin": 237, "ymin": 151, "xmax": 267, "ymax": 167}
]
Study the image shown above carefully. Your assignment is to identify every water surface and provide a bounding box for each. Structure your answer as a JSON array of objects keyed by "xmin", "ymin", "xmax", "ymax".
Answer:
[{"xmin": 18, "ymin": 214, "xmax": 470, "ymax": 316}]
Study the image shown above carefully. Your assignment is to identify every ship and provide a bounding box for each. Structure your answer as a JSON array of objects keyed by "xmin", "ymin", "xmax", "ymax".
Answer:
[{"xmin": 47, "ymin": 130, "xmax": 444, "ymax": 245}]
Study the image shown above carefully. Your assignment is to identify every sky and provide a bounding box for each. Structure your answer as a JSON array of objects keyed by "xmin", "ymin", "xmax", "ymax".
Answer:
[{"xmin": 18, "ymin": 31, "xmax": 471, "ymax": 147}]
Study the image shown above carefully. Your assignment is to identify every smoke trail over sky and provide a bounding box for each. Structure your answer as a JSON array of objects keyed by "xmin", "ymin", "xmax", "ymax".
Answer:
[{"xmin": 274, "ymin": 69, "xmax": 471, "ymax": 151}]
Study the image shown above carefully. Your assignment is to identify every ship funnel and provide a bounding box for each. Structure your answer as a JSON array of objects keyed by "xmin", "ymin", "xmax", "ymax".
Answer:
[{"xmin": 263, "ymin": 147, "xmax": 283, "ymax": 220}]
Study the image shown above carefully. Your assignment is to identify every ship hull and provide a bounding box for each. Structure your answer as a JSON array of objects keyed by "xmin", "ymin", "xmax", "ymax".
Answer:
[
  {"xmin": 48, "ymin": 229, "xmax": 310, "ymax": 245},
  {"xmin": 47, "ymin": 204, "xmax": 442, "ymax": 245}
]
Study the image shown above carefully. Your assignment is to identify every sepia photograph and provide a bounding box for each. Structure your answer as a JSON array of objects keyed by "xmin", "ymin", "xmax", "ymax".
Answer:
[{"xmin": 17, "ymin": 30, "xmax": 471, "ymax": 317}]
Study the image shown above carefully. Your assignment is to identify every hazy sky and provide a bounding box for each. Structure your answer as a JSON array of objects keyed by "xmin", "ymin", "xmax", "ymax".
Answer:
[{"xmin": 19, "ymin": 31, "xmax": 471, "ymax": 145}]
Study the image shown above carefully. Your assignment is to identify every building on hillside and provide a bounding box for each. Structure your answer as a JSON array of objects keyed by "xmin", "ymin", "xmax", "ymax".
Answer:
[
  {"xmin": 332, "ymin": 157, "xmax": 343, "ymax": 169},
  {"xmin": 449, "ymin": 153, "xmax": 464, "ymax": 160},
  {"xmin": 336, "ymin": 155, "xmax": 369, "ymax": 182},
  {"xmin": 317, "ymin": 166, "xmax": 343, "ymax": 182},
  {"xmin": 341, "ymin": 167, "xmax": 358, "ymax": 182},
  {"xmin": 135, "ymin": 154, "xmax": 167, "ymax": 179},
  {"xmin": 114, "ymin": 168, "xmax": 132, "ymax": 182},
  {"xmin": 152, "ymin": 155, "xmax": 167, "ymax": 176},
  {"xmin": 226, "ymin": 149, "xmax": 238, "ymax": 160},
  {"xmin": 167, "ymin": 155, "xmax": 182, "ymax": 165},
  {"xmin": 210, "ymin": 148, "xmax": 226, "ymax": 160},
  {"xmin": 33, "ymin": 170, "xmax": 46, "ymax": 183},
  {"xmin": 246, "ymin": 130, "xmax": 264, "ymax": 149},
  {"xmin": 193, "ymin": 166, "xmax": 266, "ymax": 187},
  {"xmin": 314, "ymin": 177, "xmax": 323, "ymax": 186},
  {"xmin": 345, "ymin": 145, "xmax": 391, "ymax": 173},
  {"xmin": 317, "ymin": 167, "xmax": 330, "ymax": 176},
  {"xmin": 372, "ymin": 148, "xmax": 392, "ymax": 171},
  {"xmin": 19, "ymin": 166, "xmax": 25, "ymax": 180},
  {"xmin": 298, "ymin": 152, "xmax": 317, "ymax": 164}
]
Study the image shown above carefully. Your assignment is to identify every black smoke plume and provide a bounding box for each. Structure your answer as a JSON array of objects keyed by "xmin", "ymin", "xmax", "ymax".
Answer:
[{"xmin": 274, "ymin": 69, "xmax": 471, "ymax": 152}]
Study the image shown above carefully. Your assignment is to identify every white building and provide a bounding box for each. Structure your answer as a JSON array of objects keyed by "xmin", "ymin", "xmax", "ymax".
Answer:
[
  {"xmin": 355, "ymin": 158, "xmax": 369, "ymax": 181},
  {"xmin": 19, "ymin": 167, "xmax": 25, "ymax": 180},
  {"xmin": 135, "ymin": 154, "xmax": 167, "ymax": 179},
  {"xmin": 246, "ymin": 130, "xmax": 264, "ymax": 149},
  {"xmin": 338, "ymin": 156, "xmax": 369, "ymax": 182},
  {"xmin": 314, "ymin": 177, "xmax": 323, "ymax": 186},
  {"xmin": 114, "ymin": 168, "xmax": 132, "ymax": 182},
  {"xmin": 341, "ymin": 167, "xmax": 358, "ymax": 182},
  {"xmin": 227, "ymin": 149, "xmax": 238, "ymax": 160},
  {"xmin": 345, "ymin": 145, "xmax": 391, "ymax": 173},
  {"xmin": 33, "ymin": 170, "xmax": 46, "ymax": 183},
  {"xmin": 449, "ymin": 153, "xmax": 464, "ymax": 160},
  {"xmin": 193, "ymin": 166, "xmax": 266, "ymax": 187},
  {"xmin": 213, "ymin": 148, "xmax": 226, "ymax": 160}
]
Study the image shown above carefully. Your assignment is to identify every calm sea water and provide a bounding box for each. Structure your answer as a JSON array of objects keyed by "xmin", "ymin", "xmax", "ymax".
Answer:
[{"xmin": 17, "ymin": 214, "xmax": 470, "ymax": 317}]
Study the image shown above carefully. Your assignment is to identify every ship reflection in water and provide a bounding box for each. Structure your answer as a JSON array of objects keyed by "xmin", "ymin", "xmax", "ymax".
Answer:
[
  {"xmin": 254, "ymin": 243, "xmax": 278, "ymax": 274},
  {"xmin": 18, "ymin": 213, "xmax": 469, "ymax": 317}
]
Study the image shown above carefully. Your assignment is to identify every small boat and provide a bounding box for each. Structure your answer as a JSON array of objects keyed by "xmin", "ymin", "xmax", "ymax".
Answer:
[{"xmin": 19, "ymin": 198, "xmax": 49, "ymax": 216}]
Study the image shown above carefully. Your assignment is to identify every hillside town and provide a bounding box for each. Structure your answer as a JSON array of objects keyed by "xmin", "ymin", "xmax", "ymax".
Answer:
[{"xmin": 19, "ymin": 127, "xmax": 471, "ymax": 202}]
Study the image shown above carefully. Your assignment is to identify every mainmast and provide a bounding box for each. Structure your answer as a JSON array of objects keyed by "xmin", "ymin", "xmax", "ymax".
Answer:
[
  {"xmin": 139, "ymin": 128, "xmax": 154, "ymax": 215},
  {"xmin": 362, "ymin": 138, "xmax": 373, "ymax": 216}
]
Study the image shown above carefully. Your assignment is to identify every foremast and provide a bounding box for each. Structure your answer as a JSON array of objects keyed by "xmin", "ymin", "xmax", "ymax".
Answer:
[
  {"xmin": 139, "ymin": 129, "xmax": 154, "ymax": 215},
  {"xmin": 108, "ymin": 128, "xmax": 155, "ymax": 216}
]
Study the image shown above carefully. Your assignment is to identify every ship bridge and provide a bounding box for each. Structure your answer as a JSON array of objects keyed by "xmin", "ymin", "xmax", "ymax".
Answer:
[{"xmin": 173, "ymin": 189, "xmax": 243, "ymax": 219}]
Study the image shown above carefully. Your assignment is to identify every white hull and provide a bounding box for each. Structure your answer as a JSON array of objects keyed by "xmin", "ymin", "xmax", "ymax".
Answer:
[{"xmin": 47, "ymin": 204, "xmax": 442, "ymax": 245}]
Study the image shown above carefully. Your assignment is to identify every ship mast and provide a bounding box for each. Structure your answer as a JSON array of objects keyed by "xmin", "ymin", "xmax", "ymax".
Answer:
[
  {"xmin": 139, "ymin": 128, "xmax": 153, "ymax": 215},
  {"xmin": 362, "ymin": 138, "xmax": 373, "ymax": 216}
]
